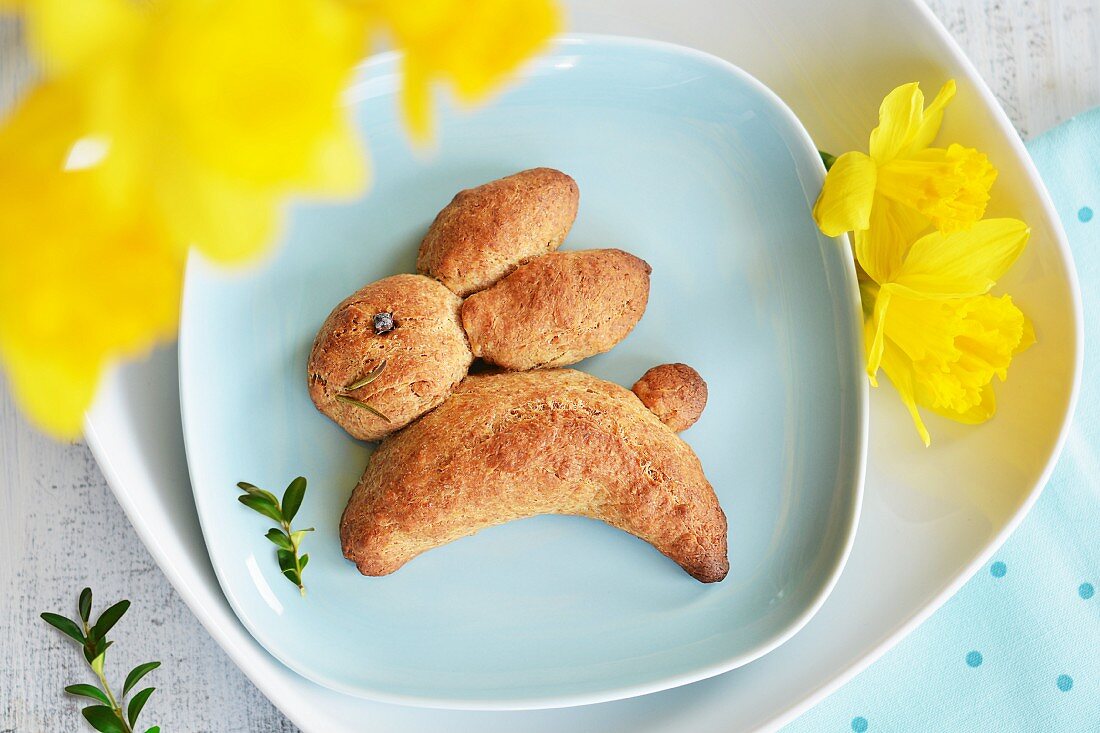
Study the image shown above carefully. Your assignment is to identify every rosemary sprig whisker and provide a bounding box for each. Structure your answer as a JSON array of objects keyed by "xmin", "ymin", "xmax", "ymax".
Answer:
[
  {"xmin": 334, "ymin": 394, "xmax": 391, "ymax": 422},
  {"xmin": 343, "ymin": 359, "xmax": 387, "ymax": 392}
]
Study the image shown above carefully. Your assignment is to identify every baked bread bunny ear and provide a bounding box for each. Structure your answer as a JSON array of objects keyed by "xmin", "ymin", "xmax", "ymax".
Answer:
[
  {"xmin": 417, "ymin": 168, "xmax": 579, "ymax": 296},
  {"xmin": 461, "ymin": 248, "xmax": 651, "ymax": 370}
]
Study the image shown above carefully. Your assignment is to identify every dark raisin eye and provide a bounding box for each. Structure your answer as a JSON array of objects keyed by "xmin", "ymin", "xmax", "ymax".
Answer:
[{"xmin": 373, "ymin": 312, "xmax": 395, "ymax": 335}]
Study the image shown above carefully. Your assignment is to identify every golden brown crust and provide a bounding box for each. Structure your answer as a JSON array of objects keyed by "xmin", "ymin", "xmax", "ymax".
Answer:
[
  {"xmin": 460, "ymin": 249, "xmax": 651, "ymax": 370},
  {"xmin": 307, "ymin": 274, "xmax": 473, "ymax": 441},
  {"xmin": 340, "ymin": 369, "xmax": 728, "ymax": 582},
  {"xmin": 632, "ymin": 363, "xmax": 708, "ymax": 432},
  {"xmin": 416, "ymin": 168, "xmax": 580, "ymax": 297}
]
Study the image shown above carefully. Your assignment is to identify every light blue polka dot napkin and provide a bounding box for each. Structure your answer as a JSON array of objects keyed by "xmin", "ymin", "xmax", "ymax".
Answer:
[{"xmin": 783, "ymin": 109, "xmax": 1100, "ymax": 732}]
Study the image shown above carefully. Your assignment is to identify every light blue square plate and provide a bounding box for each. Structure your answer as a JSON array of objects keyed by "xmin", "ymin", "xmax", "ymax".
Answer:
[{"xmin": 179, "ymin": 36, "xmax": 867, "ymax": 709}]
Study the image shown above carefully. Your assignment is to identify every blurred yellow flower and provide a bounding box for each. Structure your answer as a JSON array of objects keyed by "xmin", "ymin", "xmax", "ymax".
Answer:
[
  {"xmin": 362, "ymin": 0, "xmax": 561, "ymax": 141},
  {"xmin": 0, "ymin": 0, "xmax": 560, "ymax": 436},
  {"xmin": 857, "ymin": 219, "xmax": 1033, "ymax": 445},
  {"xmin": 0, "ymin": 84, "xmax": 180, "ymax": 437},
  {"xmin": 21, "ymin": 0, "xmax": 369, "ymax": 261},
  {"xmin": 813, "ymin": 80, "xmax": 997, "ymax": 240}
]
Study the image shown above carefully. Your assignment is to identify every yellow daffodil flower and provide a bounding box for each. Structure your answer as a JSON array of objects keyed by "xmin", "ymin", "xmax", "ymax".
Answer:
[
  {"xmin": 19, "ymin": 0, "xmax": 370, "ymax": 261},
  {"xmin": 0, "ymin": 0, "xmax": 560, "ymax": 436},
  {"xmin": 0, "ymin": 84, "xmax": 180, "ymax": 437},
  {"xmin": 813, "ymin": 80, "xmax": 997, "ymax": 240},
  {"xmin": 361, "ymin": 0, "xmax": 561, "ymax": 142},
  {"xmin": 856, "ymin": 219, "xmax": 1033, "ymax": 445}
]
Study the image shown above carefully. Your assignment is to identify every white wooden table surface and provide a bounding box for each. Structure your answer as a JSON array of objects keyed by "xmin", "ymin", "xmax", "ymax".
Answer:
[{"xmin": 2, "ymin": 2, "xmax": 1098, "ymax": 730}]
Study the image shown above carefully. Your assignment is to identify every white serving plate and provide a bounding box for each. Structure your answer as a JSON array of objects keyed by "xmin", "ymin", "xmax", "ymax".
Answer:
[{"xmin": 84, "ymin": 0, "xmax": 1081, "ymax": 730}]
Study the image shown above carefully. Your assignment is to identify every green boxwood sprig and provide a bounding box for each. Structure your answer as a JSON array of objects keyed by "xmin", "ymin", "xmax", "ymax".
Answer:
[
  {"xmin": 237, "ymin": 476, "xmax": 314, "ymax": 595},
  {"xmin": 41, "ymin": 588, "xmax": 160, "ymax": 733}
]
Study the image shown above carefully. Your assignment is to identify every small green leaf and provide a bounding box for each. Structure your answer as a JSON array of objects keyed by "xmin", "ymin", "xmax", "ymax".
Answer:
[
  {"xmin": 299, "ymin": 554, "xmax": 310, "ymax": 572},
  {"xmin": 276, "ymin": 549, "xmax": 296, "ymax": 573},
  {"xmin": 41, "ymin": 612, "xmax": 85, "ymax": 644},
  {"xmin": 282, "ymin": 477, "xmax": 307, "ymax": 523},
  {"xmin": 124, "ymin": 661, "xmax": 160, "ymax": 695},
  {"xmin": 144, "ymin": 727, "xmax": 160, "ymax": 733},
  {"xmin": 90, "ymin": 652, "xmax": 106, "ymax": 676},
  {"xmin": 82, "ymin": 705, "xmax": 126, "ymax": 733},
  {"xmin": 819, "ymin": 149, "xmax": 837, "ymax": 171},
  {"xmin": 282, "ymin": 569, "xmax": 302, "ymax": 586},
  {"xmin": 127, "ymin": 687, "xmax": 155, "ymax": 727},
  {"xmin": 265, "ymin": 528, "xmax": 293, "ymax": 550},
  {"xmin": 237, "ymin": 482, "xmax": 279, "ymax": 505},
  {"xmin": 238, "ymin": 494, "xmax": 283, "ymax": 523},
  {"xmin": 64, "ymin": 684, "xmax": 110, "ymax": 705},
  {"xmin": 92, "ymin": 600, "xmax": 130, "ymax": 640},
  {"xmin": 83, "ymin": 637, "xmax": 111, "ymax": 664},
  {"xmin": 290, "ymin": 528, "xmax": 314, "ymax": 546},
  {"xmin": 79, "ymin": 588, "xmax": 93, "ymax": 623}
]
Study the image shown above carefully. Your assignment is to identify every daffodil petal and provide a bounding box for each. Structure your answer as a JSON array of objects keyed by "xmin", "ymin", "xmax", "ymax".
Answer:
[
  {"xmin": 891, "ymin": 218, "xmax": 1030, "ymax": 298},
  {"xmin": 0, "ymin": 347, "xmax": 101, "ymax": 438},
  {"xmin": 21, "ymin": 0, "xmax": 138, "ymax": 72},
  {"xmin": 871, "ymin": 191, "xmax": 931, "ymax": 248},
  {"xmin": 905, "ymin": 79, "xmax": 956, "ymax": 154},
  {"xmin": 866, "ymin": 284, "xmax": 893, "ymax": 380},
  {"xmin": 0, "ymin": 81, "xmax": 82, "ymax": 174},
  {"xmin": 399, "ymin": 54, "xmax": 434, "ymax": 144},
  {"xmin": 813, "ymin": 151, "xmax": 877, "ymax": 236},
  {"xmin": 853, "ymin": 195, "xmax": 927, "ymax": 283},
  {"xmin": 879, "ymin": 291, "xmax": 962, "ymax": 365},
  {"xmin": 861, "ymin": 317, "xmax": 879, "ymax": 388},
  {"xmin": 877, "ymin": 335, "xmax": 931, "ymax": 446},
  {"xmin": 156, "ymin": 158, "xmax": 281, "ymax": 263},
  {"xmin": 0, "ymin": 89, "xmax": 182, "ymax": 437},
  {"xmin": 869, "ymin": 82, "xmax": 924, "ymax": 163},
  {"xmin": 157, "ymin": 0, "xmax": 367, "ymax": 188},
  {"xmin": 298, "ymin": 115, "xmax": 369, "ymax": 197},
  {"xmin": 377, "ymin": 0, "xmax": 559, "ymax": 144},
  {"xmin": 444, "ymin": 0, "xmax": 560, "ymax": 102}
]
